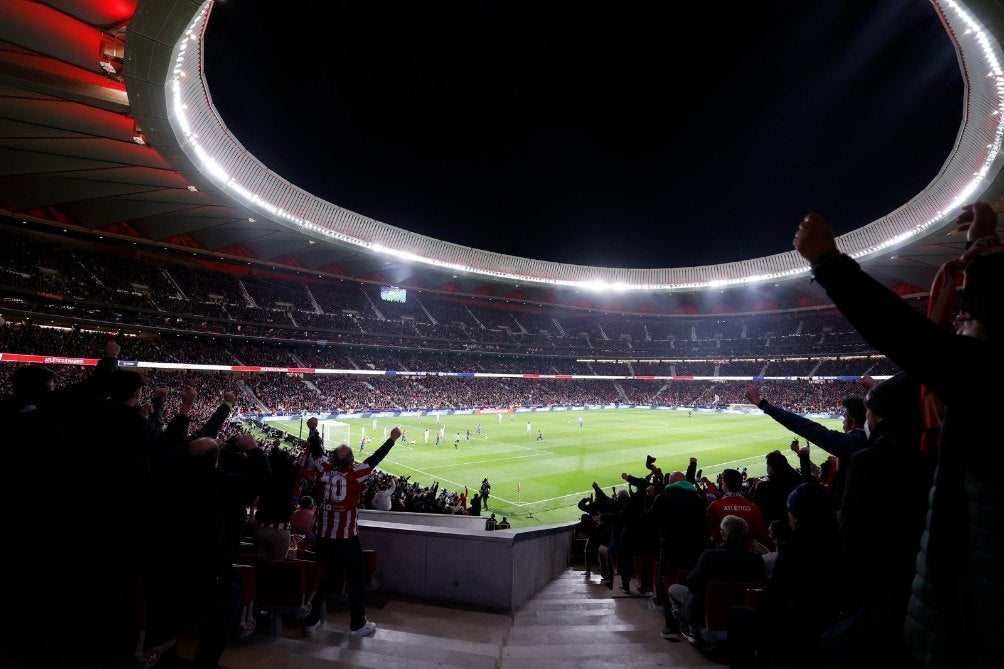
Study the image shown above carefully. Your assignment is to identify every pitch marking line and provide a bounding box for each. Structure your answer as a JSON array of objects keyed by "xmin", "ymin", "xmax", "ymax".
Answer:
[
  {"xmin": 378, "ymin": 459, "xmax": 471, "ymax": 494},
  {"xmin": 423, "ymin": 452, "xmax": 550, "ymax": 470},
  {"xmin": 514, "ymin": 480, "xmax": 625, "ymax": 507}
]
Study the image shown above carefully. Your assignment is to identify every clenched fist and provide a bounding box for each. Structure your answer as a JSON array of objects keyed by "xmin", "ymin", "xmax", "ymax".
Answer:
[{"xmin": 793, "ymin": 213, "xmax": 838, "ymax": 265}]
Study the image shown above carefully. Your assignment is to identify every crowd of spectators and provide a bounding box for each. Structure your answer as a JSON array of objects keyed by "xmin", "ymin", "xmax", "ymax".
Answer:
[
  {"xmin": 0, "ymin": 224, "xmax": 918, "ymax": 364},
  {"xmin": 0, "ymin": 319, "xmax": 870, "ymax": 414},
  {"xmin": 575, "ymin": 369, "xmax": 921, "ymax": 667}
]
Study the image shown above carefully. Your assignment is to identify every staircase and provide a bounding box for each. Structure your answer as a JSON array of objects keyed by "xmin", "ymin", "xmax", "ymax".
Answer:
[
  {"xmin": 162, "ymin": 269, "xmax": 186, "ymax": 299},
  {"xmin": 613, "ymin": 382, "xmax": 631, "ymax": 404},
  {"xmin": 464, "ymin": 306, "xmax": 484, "ymax": 328},
  {"xmin": 416, "ymin": 297, "xmax": 438, "ymax": 325},
  {"xmin": 650, "ymin": 382, "xmax": 672, "ymax": 403},
  {"xmin": 362, "ymin": 290, "xmax": 386, "ymax": 320},
  {"xmin": 182, "ymin": 567, "xmax": 723, "ymax": 669},
  {"xmin": 237, "ymin": 279, "xmax": 257, "ymax": 308},
  {"xmin": 551, "ymin": 318, "xmax": 567, "ymax": 337},
  {"xmin": 304, "ymin": 284, "xmax": 324, "ymax": 313},
  {"xmin": 237, "ymin": 380, "xmax": 269, "ymax": 413}
]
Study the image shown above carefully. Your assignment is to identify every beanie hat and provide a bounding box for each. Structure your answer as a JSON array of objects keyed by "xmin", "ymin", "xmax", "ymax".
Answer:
[
  {"xmin": 864, "ymin": 372, "xmax": 920, "ymax": 421},
  {"xmin": 786, "ymin": 482, "xmax": 830, "ymax": 521},
  {"xmin": 11, "ymin": 364, "xmax": 55, "ymax": 400}
]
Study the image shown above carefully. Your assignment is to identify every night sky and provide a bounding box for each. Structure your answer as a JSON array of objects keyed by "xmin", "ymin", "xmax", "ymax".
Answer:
[{"xmin": 204, "ymin": 0, "xmax": 962, "ymax": 268}]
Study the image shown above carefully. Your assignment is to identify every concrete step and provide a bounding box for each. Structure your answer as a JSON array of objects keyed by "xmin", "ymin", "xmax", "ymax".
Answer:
[{"xmin": 189, "ymin": 566, "xmax": 724, "ymax": 669}]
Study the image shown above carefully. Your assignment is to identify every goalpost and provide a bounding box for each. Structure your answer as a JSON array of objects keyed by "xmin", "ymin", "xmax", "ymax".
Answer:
[{"xmin": 319, "ymin": 419, "xmax": 352, "ymax": 450}]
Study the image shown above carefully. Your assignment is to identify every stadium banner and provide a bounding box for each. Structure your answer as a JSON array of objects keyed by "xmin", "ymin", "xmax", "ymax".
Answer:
[
  {"xmin": 0, "ymin": 353, "xmax": 98, "ymax": 366},
  {"xmin": 453, "ymin": 409, "xmax": 474, "ymax": 415},
  {"xmin": 0, "ymin": 354, "xmax": 892, "ymax": 385},
  {"xmin": 552, "ymin": 406, "xmax": 567, "ymax": 411},
  {"xmin": 474, "ymin": 408, "xmax": 514, "ymax": 414},
  {"xmin": 124, "ymin": 361, "xmax": 235, "ymax": 371},
  {"xmin": 532, "ymin": 407, "xmax": 552, "ymax": 412},
  {"xmin": 399, "ymin": 411, "xmax": 423, "ymax": 417}
]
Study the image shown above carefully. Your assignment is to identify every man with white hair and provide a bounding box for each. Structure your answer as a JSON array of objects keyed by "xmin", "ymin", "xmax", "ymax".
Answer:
[{"xmin": 667, "ymin": 515, "xmax": 765, "ymax": 640}]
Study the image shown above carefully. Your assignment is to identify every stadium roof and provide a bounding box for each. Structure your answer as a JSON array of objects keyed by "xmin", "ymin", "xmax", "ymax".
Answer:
[{"xmin": 0, "ymin": 0, "xmax": 1003, "ymax": 315}]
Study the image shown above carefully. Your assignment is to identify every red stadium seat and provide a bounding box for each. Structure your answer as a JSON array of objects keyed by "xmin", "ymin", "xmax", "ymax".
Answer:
[
  {"xmin": 633, "ymin": 554, "xmax": 655, "ymax": 589},
  {"xmin": 253, "ymin": 558, "xmax": 325, "ymax": 635},
  {"xmin": 233, "ymin": 564, "xmax": 257, "ymax": 638},
  {"xmin": 704, "ymin": 580, "xmax": 765, "ymax": 632}
]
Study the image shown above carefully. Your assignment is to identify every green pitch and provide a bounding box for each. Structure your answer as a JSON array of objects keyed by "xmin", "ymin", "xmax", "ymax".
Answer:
[{"xmin": 264, "ymin": 409, "xmax": 841, "ymax": 528}]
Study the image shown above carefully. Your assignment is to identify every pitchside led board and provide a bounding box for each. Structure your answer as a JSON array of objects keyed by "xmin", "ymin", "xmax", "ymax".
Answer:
[{"xmin": 380, "ymin": 285, "xmax": 407, "ymax": 303}]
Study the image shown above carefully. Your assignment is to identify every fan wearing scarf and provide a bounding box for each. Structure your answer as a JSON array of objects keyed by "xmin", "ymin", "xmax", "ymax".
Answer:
[{"xmin": 793, "ymin": 201, "xmax": 1003, "ymax": 669}]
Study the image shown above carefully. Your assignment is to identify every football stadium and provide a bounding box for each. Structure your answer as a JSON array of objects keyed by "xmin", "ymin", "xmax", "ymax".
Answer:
[{"xmin": 1, "ymin": 1, "xmax": 1003, "ymax": 668}]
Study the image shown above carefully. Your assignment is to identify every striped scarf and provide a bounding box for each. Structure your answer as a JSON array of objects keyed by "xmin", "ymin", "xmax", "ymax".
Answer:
[{"xmin": 921, "ymin": 222, "xmax": 1002, "ymax": 451}]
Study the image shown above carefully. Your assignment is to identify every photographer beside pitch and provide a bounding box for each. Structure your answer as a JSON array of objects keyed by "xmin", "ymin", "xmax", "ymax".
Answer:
[{"xmin": 302, "ymin": 426, "xmax": 403, "ymax": 638}]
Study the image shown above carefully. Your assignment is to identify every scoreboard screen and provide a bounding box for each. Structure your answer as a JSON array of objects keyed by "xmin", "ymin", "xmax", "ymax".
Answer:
[{"xmin": 380, "ymin": 285, "xmax": 407, "ymax": 303}]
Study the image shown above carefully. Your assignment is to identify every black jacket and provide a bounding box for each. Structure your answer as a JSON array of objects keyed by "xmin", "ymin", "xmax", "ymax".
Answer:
[{"xmin": 814, "ymin": 252, "xmax": 1004, "ymax": 669}]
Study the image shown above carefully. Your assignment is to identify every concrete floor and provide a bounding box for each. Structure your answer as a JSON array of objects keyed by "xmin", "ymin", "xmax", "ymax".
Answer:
[{"xmin": 181, "ymin": 569, "xmax": 727, "ymax": 669}]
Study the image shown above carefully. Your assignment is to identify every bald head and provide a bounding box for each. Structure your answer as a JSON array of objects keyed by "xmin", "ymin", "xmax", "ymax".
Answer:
[
  {"xmin": 188, "ymin": 437, "xmax": 220, "ymax": 458},
  {"xmin": 668, "ymin": 471, "xmax": 686, "ymax": 484},
  {"xmin": 187, "ymin": 437, "xmax": 221, "ymax": 469}
]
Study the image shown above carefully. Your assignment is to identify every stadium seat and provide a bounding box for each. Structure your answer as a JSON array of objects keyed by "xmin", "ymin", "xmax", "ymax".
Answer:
[
  {"xmin": 67, "ymin": 573, "xmax": 178, "ymax": 669},
  {"xmin": 633, "ymin": 554, "xmax": 655, "ymax": 589},
  {"xmin": 686, "ymin": 579, "xmax": 766, "ymax": 649},
  {"xmin": 744, "ymin": 586, "xmax": 764, "ymax": 609},
  {"xmin": 233, "ymin": 564, "xmax": 257, "ymax": 638},
  {"xmin": 253, "ymin": 558, "xmax": 325, "ymax": 635},
  {"xmin": 704, "ymin": 580, "xmax": 764, "ymax": 632}
]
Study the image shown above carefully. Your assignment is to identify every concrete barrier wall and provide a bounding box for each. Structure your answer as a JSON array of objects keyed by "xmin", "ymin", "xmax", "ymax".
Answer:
[
  {"xmin": 359, "ymin": 520, "xmax": 575, "ymax": 611},
  {"xmin": 358, "ymin": 508, "xmax": 488, "ymax": 531}
]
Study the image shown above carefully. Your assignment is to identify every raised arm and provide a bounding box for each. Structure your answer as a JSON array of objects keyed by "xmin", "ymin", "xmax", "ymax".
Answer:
[
  {"xmin": 747, "ymin": 384, "xmax": 862, "ymax": 459},
  {"xmin": 195, "ymin": 390, "xmax": 236, "ymax": 438},
  {"xmin": 794, "ymin": 211, "xmax": 991, "ymax": 405}
]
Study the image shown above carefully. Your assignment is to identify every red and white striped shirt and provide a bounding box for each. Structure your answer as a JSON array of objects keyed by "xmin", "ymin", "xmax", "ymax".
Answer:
[{"xmin": 314, "ymin": 461, "xmax": 372, "ymax": 539}]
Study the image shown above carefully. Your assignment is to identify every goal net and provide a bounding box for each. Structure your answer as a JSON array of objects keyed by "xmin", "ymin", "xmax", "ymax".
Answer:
[{"xmin": 319, "ymin": 419, "xmax": 351, "ymax": 450}]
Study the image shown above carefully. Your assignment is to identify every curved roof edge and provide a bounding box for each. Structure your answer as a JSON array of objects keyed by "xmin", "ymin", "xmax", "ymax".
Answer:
[{"xmin": 125, "ymin": 0, "xmax": 1004, "ymax": 293}]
